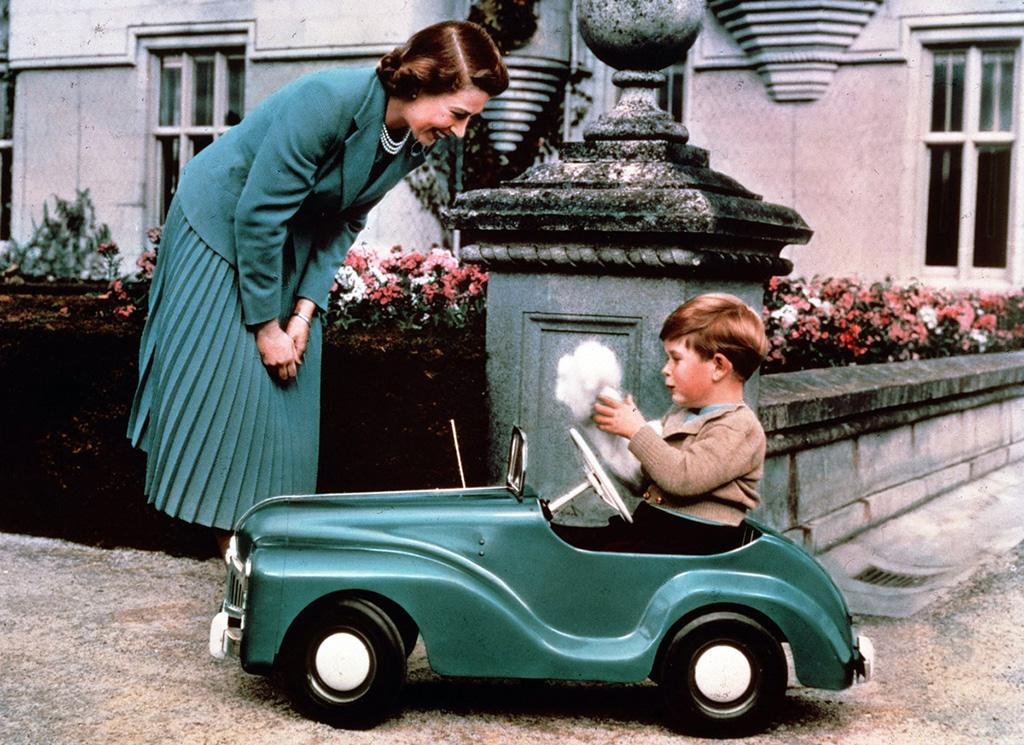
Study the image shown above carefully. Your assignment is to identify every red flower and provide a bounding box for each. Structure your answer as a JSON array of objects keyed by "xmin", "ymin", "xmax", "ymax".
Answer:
[{"xmin": 976, "ymin": 313, "xmax": 997, "ymax": 332}]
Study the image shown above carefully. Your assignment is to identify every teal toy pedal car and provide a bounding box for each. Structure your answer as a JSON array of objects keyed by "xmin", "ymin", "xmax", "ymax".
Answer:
[{"xmin": 210, "ymin": 427, "xmax": 873, "ymax": 734}]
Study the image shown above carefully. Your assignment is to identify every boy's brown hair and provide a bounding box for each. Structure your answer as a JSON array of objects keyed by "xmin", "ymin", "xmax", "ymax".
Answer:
[{"xmin": 659, "ymin": 293, "xmax": 769, "ymax": 380}]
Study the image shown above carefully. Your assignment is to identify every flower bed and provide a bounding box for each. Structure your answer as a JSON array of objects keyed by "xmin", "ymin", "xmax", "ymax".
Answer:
[
  {"xmin": 329, "ymin": 244, "xmax": 487, "ymax": 332},
  {"xmin": 763, "ymin": 276, "xmax": 1024, "ymax": 374},
  {"xmin": 92, "ymin": 238, "xmax": 488, "ymax": 336}
]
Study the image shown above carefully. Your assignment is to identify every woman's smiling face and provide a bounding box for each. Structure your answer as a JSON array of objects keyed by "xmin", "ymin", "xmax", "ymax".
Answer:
[{"xmin": 392, "ymin": 86, "xmax": 490, "ymax": 145}]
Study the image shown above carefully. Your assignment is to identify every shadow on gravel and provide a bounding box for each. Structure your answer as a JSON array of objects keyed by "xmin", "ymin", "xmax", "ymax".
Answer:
[
  {"xmin": 400, "ymin": 676, "xmax": 848, "ymax": 734},
  {"xmin": 403, "ymin": 678, "xmax": 663, "ymax": 725}
]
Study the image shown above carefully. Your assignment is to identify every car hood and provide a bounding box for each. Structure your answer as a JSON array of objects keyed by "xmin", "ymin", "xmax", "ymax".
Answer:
[{"xmin": 234, "ymin": 485, "xmax": 531, "ymax": 546}]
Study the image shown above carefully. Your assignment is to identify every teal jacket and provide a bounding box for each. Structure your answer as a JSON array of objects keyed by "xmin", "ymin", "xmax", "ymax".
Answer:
[{"xmin": 176, "ymin": 67, "xmax": 426, "ymax": 325}]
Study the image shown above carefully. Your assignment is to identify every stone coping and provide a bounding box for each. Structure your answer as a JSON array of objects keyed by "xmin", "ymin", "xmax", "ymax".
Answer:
[{"xmin": 759, "ymin": 351, "xmax": 1024, "ymax": 433}]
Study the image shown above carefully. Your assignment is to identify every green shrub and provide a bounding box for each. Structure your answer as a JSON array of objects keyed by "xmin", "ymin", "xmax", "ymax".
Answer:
[{"xmin": 2, "ymin": 189, "xmax": 114, "ymax": 280}]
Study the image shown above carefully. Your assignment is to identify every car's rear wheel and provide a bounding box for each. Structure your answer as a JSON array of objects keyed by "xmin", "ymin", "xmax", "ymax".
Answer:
[
  {"xmin": 280, "ymin": 597, "xmax": 406, "ymax": 729},
  {"xmin": 659, "ymin": 613, "xmax": 786, "ymax": 736}
]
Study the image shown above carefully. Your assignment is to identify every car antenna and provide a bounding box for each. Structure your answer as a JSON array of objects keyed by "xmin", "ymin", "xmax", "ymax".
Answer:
[{"xmin": 450, "ymin": 418, "xmax": 467, "ymax": 488}]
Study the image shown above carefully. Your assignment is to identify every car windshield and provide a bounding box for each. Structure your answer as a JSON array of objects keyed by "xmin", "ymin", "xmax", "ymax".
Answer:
[{"xmin": 505, "ymin": 427, "xmax": 527, "ymax": 499}]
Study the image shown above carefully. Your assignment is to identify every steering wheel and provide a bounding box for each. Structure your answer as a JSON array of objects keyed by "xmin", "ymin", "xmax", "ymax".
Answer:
[{"xmin": 567, "ymin": 427, "xmax": 633, "ymax": 523}]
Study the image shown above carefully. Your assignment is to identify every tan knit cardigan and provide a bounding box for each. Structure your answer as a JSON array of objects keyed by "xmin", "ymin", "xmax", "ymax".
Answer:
[{"xmin": 627, "ymin": 402, "xmax": 766, "ymax": 526}]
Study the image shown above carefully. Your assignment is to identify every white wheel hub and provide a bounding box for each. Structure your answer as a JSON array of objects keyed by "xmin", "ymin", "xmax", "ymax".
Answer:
[
  {"xmin": 314, "ymin": 632, "xmax": 372, "ymax": 692},
  {"xmin": 693, "ymin": 644, "xmax": 753, "ymax": 703}
]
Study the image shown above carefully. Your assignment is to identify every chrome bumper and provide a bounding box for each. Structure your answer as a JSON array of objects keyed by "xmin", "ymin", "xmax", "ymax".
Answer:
[
  {"xmin": 209, "ymin": 610, "xmax": 242, "ymax": 659},
  {"xmin": 209, "ymin": 536, "xmax": 248, "ymax": 660}
]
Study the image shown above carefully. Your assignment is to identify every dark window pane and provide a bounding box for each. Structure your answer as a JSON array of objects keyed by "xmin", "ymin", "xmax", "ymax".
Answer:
[
  {"xmin": 931, "ymin": 51, "xmax": 966, "ymax": 132},
  {"xmin": 670, "ymin": 69, "xmax": 684, "ymax": 121},
  {"xmin": 159, "ymin": 64, "xmax": 181, "ymax": 127},
  {"xmin": 192, "ymin": 56, "xmax": 214, "ymax": 126},
  {"xmin": 159, "ymin": 136, "xmax": 180, "ymax": 223},
  {"xmin": 657, "ymin": 68, "xmax": 684, "ymax": 122},
  {"xmin": 925, "ymin": 145, "xmax": 963, "ymax": 266},
  {"xmin": 950, "ymin": 54, "xmax": 965, "ymax": 131},
  {"xmin": 973, "ymin": 147, "xmax": 1011, "ymax": 268},
  {"xmin": 980, "ymin": 56, "xmax": 996, "ymax": 131},
  {"xmin": 0, "ymin": 73, "xmax": 14, "ymax": 140},
  {"xmin": 999, "ymin": 54, "xmax": 1014, "ymax": 131},
  {"xmin": 226, "ymin": 56, "xmax": 245, "ymax": 126},
  {"xmin": 191, "ymin": 134, "xmax": 213, "ymax": 158},
  {"xmin": 931, "ymin": 53, "xmax": 948, "ymax": 131},
  {"xmin": 981, "ymin": 51, "xmax": 1015, "ymax": 132},
  {"xmin": 1, "ymin": 147, "xmax": 11, "ymax": 241}
]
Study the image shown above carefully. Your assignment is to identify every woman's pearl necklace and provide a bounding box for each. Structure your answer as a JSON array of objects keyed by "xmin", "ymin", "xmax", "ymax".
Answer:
[{"xmin": 380, "ymin": 122, "xmax": 411, "ymax": 155}]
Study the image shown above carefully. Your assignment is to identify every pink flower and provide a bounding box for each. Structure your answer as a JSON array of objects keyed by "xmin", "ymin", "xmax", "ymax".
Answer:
[
  {"xmin": 136, "ymin": 250, "xmax": 157, "ymax": 279},
  {"xmin": 956, "ymin": 303, "xmax": 976, "ymax": 333},
  {"xmin": 976, "ymin": 313, "xmax": 997, "ymax": 332}
]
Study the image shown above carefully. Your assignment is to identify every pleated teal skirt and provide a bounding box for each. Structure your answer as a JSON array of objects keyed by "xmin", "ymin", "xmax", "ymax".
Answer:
[{"xmin": 127, "ymin": 199, "xmax": 321, "ymax": 530}]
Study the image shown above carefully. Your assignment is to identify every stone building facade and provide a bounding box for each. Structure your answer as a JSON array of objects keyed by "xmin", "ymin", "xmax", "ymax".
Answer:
[{"xmin": 2, "ymin": 0, "xmax": 1022, "ymax": 288}]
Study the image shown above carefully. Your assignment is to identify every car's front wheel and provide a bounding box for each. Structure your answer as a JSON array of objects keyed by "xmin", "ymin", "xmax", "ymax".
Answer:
[
  {"xmin": 280, "ymin": 597, "xmax": 406, "ymax": 729},
  {"xmin": 659, "ymin": 613, "xmax": 786, "ymax": 736}
]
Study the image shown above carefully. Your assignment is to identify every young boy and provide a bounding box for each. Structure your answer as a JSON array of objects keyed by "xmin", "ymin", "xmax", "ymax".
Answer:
[{"xmin": 592, "ymin": 293, "xmax": 769, "ymax": 555}]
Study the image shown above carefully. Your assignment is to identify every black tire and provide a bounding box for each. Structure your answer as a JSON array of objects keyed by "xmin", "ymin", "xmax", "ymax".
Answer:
[
  {"xmin": 659, "ymin": 613, "xmax": 786, "ymax": 736},
  {"xmin": 280, "ymin": 597, "xmax": 406, "ymax": 729}
]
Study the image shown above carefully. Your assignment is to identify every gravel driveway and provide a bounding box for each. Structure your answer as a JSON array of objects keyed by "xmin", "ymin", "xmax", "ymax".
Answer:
[{"xmin": 1, "ymin": 532, "xmax": 1021, "ymax": 745}]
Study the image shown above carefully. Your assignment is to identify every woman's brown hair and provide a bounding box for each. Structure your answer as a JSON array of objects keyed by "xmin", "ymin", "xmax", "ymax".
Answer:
[{"xmin": 377, "ymin": 20, "xmax": 508, "ymax": 100}]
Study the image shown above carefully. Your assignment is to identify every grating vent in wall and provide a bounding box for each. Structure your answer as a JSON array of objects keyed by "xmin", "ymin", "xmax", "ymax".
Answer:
[{"xmin": 852, "ymin": 566, "xmax": 934, "ymax": 589}]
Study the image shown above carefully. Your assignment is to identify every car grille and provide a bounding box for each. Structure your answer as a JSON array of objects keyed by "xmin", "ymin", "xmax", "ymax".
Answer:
[
  {"xmin": 224, "ymin": 567, "xmax": 246, "ymax": 616},
  {"xmin": 222, "ymin": 545, "xmax": 248, "ymax": 619}
]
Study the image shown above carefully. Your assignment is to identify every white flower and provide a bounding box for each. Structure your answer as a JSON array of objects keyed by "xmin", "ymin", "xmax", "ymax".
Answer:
[
  {"xmin": 409, "ymin": 274, "xmax": 431, "ymax": 286},
  {"xmin": 770, "ymin": 304, "xmax": 800, "ymax": 329},
  {"xmin": 368, "ymin": 265, "xmax": 388, "ymax": 286},
  {"xmin": 334, "ymin": 265, "xmax": 367, "ymax": 305},
  {"xmin": 917, "ymin": 305, "xmax": 938, "ymax": 330},
  {"xmin": 969, "ymin": 329, "xmax": 989, "ymax": 351}
]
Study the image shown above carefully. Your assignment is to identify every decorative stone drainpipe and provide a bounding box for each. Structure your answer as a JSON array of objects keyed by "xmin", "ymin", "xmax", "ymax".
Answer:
[
  {"xmin": 448, "ymin": 0, "xmax": 812, "ymax": 519},
  {"xmin": 481, "ymin": 0, "xmax": 572, "ymax": 154}
]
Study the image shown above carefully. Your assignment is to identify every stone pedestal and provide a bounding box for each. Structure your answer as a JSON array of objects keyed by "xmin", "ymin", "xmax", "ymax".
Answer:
[{"xmin": 447, "ymin": 0, "xmax": 812, "ymax": 521}]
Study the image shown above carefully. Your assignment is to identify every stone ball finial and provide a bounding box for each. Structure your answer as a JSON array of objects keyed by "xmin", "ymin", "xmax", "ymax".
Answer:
[{"xmin": 577, "ymin": 0, "xmax": 704, "ymax": 71}]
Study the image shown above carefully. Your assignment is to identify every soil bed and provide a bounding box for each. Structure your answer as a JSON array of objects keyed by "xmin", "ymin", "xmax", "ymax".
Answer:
[{"xmin": 1, "ymin": 291, "xmax": 488, "ymax": 557}]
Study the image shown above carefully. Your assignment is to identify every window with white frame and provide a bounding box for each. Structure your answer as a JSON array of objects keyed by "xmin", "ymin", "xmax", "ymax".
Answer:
[
  {"xmin": 923, "ymin": 44, "xmax": 1017, "ymax": 276},
  {"xmin": 153, "ymin": 49, "xmax": 245, "ymax": 223}
]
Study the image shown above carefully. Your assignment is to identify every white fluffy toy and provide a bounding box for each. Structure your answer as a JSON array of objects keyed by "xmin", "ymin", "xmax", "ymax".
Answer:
[{"xmin": 554, "ymin": 340, "xmax": 661, "ymax": 493}]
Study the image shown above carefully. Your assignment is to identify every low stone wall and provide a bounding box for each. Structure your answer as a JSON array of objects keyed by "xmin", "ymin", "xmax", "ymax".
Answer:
[
  {"xmin": 756, "ymin": 351, "xmax": 1024, "ymax": 552},
  {"xmin": 4, "ymin": 292, "xmax": 1022, "ymax": 558}
]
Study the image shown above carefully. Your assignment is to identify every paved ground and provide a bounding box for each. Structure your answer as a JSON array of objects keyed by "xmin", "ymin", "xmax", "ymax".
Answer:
[
  {"xmin": 1, "ymin": 529, "xmax": 1022, "ymax": 745},
  {"xmin": 820, "ymin": 457, "xmax": 1024, "ymax": 617}
]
